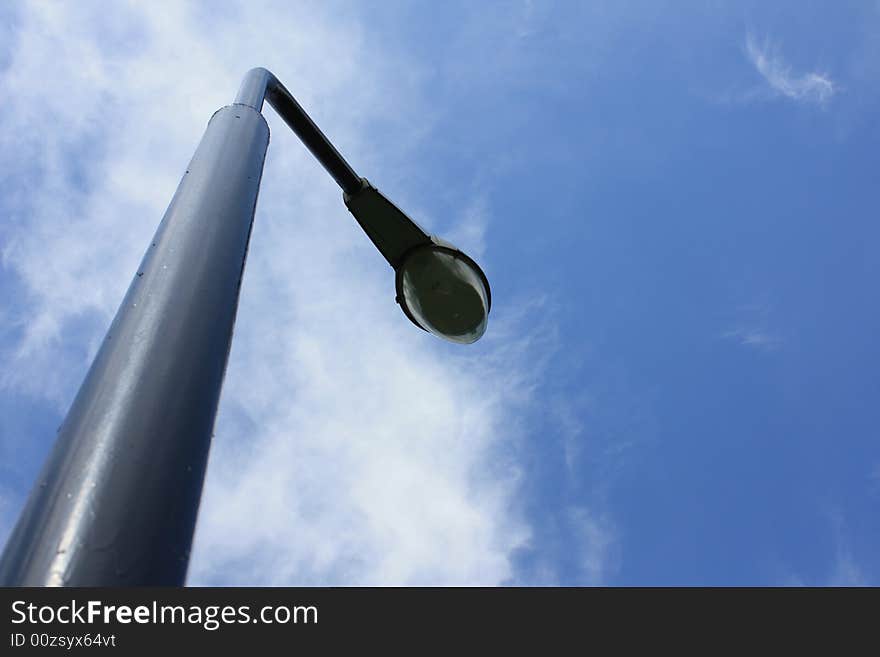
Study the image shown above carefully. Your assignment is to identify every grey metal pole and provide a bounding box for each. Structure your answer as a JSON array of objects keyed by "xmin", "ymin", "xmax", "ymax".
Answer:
[{"xmin": 0, "ymin": 101, "xmax": 270, "ymax": 586}]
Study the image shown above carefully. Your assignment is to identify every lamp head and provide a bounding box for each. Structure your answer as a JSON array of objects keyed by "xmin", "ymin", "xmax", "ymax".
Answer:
[
  {"xmin": 395, "ymin": 238, "xmax": 491, "ymax": 344},
  {"xmin": 344, "ymin": 179, "xmax": 491, "ymax": 344}
]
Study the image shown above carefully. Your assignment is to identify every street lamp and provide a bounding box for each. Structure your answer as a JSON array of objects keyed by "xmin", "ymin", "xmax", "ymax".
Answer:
[{"xmin": 0, "ymin": 68, "xmax": 490, "ymax": 586}]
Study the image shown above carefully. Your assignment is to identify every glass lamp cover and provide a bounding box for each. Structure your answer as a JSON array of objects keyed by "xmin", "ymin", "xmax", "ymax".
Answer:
[{"xmin": 399, "ymin": 247, "xmax": 489, "ymax": 344}]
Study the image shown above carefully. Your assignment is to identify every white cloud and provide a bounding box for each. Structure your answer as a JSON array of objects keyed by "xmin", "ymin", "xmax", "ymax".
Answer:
[
  {"xmin": 778, "ymin": 509, "xmax": 873, "ymax": 586},
  {"xmin": 443, "ymin": 196, "xmax": 490, "ymax": 260},
  {"xmin": 745, "ymin": 33, "xmax": 837, "ymax": 105},
  {"xmin": 826, "ymin": 510, "xmax": 870, "ymax": 587},
  {"xmin": 828, "ymin": 549, "xmax": 869, "ymax": 586},
  {"xmin": 720, "ymin": 327, "xmax": 781, "ymax": 351},
  {"xmin": 0, "ymin": 1, "xmax": 551, "ymax": 584},
  {"xmin": 567, "ymin": 507, "xmax": 617, "ymax": 585},
  {"xmin": 720, "ymin": 299, "xmax": 783, "ymax": 352},
  {"xmin": 512, "ymin": 504, "xmax": 618, "ymax": 587}
]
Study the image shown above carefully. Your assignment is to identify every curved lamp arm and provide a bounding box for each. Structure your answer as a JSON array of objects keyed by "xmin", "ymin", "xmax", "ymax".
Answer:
[
  {"xmin": 235, "ymin": 68, "xmax": 433, "ymax": 267},
  {"xmin": 236, "ymin": 68, "xmax": 490, "ymax": 342},
  {"xmin": 235, "ymin": 67, "xmax": 364, "ymax": 196}
]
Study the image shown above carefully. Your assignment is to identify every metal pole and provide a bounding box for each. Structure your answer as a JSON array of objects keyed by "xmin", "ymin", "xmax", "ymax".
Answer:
[{"xmin": 0, "ymin": 102, "xmax": 269, "ymax": 585}]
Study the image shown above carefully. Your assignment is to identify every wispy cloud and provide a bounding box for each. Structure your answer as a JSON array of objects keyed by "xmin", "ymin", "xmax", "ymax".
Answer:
[
  {"xmin": 443, "ymin": 196, "xmax": 490, "ymax": 259},
  {"xmin": 511, "ymin": 504, "xmax": 618, "ymax": 586},
  {"xmin": 870, "ymin": 463, "xmax": 880, "ymax": 497},
  {"xmin": 745, "ymin": 33, "xmax": 837, "ymax": 105},
  {"xmin": 720, "ymin": 299, "xmax": 783, "ymax": 352},
  {"xmin": 720, "ymin": 327, "xmax": 781, "ymax": 351},
  {"xmin": 567, "ymin": 507, "xmax": 618, "ymax": 585},
  {"xmin": 779, "ymin": 508, "xmax": 873, "ymax": 587},
  {"xmin": 828, "ymin": 548, "xmax": 869, "ymax": 586},
  {"xmin": 826, "ymin": 508, "xmax": 871, "ymax": 586}
]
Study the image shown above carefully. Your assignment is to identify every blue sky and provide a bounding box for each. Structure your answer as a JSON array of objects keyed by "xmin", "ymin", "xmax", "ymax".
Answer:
[{"xmin": 1, "ymin": 1, "xmax": 877, "ymax": 585}]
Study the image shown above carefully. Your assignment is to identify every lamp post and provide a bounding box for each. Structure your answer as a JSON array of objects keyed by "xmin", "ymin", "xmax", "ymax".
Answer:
[{"xmin": 0, "ymin": 68, "xmax": 490, "ymax": 586}]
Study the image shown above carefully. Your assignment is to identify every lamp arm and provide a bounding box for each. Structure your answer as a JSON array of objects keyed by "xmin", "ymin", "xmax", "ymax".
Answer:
[{"xmin": 235, "ymin": 67, "xmax": 364, "ymax": 196}]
